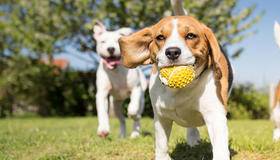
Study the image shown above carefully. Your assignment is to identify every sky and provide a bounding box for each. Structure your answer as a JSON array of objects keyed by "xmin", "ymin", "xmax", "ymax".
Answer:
[
  {"xmin": 229, "ymin": 0, "xmax": 280, "ymax": 87},
  {"xmin": 57, "ymin": 0, "xmax": 280, "ymax": 88}
]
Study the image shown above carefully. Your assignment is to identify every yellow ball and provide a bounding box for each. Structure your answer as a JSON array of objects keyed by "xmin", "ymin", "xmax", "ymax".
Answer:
[{"xmin": 159, "ymin": 66, "xmax": 195, "ymax": 89}]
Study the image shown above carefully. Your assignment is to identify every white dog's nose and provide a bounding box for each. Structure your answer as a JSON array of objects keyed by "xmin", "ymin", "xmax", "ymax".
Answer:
[
  {"xmin": 165, "ymin": 47, "xmax": 181, "ymax": 60},
  {"xmin": 107, "ymin": 47, "xmax": 115, "ymax": 55}
]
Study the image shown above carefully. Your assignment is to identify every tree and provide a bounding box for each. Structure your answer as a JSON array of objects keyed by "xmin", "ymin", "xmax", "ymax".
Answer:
[
  {"xmin": 1, "ymin": 0, "xmax": 262, "ymax": 58},
  {"xmin": 92, "ymin": 0, "xmax": 262, "ymax": 58},
  {"xmin": 0, "ymin": 0, "xmax": 97, "ymax": 58},
  {"xmin": 0, "ymin": 0, "xmax": 99, "ymax": 117},
  {"xmin": 0, "ymin": 0, "xmax": 262, "ymax": 117}
]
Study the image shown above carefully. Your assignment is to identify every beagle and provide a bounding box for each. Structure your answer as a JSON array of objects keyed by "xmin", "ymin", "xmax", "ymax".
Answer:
[
  {"xmin": 270, "ymin": 82, "xmax": 280, "ymax": 141},
  {"xmin": 271, "ymin": 22, "xmax": 280, "ymax": 141},
  {"xmin": 119, "ymin": 15, "xmax": 233, "ymax": 160},
  {"xmin": 93, "ymin": 22, "xmax": 147, "ymax": 138}
]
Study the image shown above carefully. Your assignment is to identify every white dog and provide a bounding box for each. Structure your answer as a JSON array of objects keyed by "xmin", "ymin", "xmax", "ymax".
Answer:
[
  {"xmin": 93, "ymin": 22, "xmax": 147, "ymax": 138},
  {"xmin": 119, "ymin": 0, "xmax": 233, "ymax": 159},
  {"xmin": 270, "ymin": 21, "xmax": 280, "ymax": 141}
]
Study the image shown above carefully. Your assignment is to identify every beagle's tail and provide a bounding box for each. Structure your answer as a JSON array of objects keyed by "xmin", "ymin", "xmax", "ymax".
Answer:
[
  {"xmin": 171, "ymin": 0, "xmax": 187, "ymax": 15},
  {"xmin": 275, "ymin": 21, "xmax": 280, "ymax": 48}
]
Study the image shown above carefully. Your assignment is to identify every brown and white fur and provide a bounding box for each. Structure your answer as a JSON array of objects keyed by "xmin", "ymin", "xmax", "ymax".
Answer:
[
  {"xmin": 118, "ymin": 1, "xmax": 233, "ymax": 159},
  {"xmin": 93, "ymin": 22, "xmax": 147, "ymax": 138},
  {"xmin": 270, "ymin": 21, "xmax": 280, "ymax": 141},
  {"xmin": 270, "ymin": 82, "xmax": 280, "ymax": 141}
]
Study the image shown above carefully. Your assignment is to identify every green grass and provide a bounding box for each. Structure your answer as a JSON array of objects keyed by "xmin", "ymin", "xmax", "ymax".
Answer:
[{"xmin": 0, "ymin": 117, "xmax": 280, "ymax": 160}]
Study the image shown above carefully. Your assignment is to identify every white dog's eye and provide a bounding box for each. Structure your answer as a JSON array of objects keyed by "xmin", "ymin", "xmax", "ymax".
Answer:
[
  {"xmin": 101, "ymin": 41, "xmax": 105, "ymax": 43},
  {"xmin": 185, "ymin": 33, "xmax": 197, "ymax": 40}
]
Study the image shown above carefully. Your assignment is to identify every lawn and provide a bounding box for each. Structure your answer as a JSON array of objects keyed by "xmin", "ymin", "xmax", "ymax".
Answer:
[{"xmin": 0, "ymin": 117, "xmax": 280, "ymax": 160}]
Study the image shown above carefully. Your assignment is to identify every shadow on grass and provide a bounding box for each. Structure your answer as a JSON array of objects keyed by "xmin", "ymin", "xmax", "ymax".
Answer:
[
  {"xmin": 141, "ymin": 130, "xmax": 152, "ymax": 137},
  {"xmin": 171, "ymin": 139, "xmax": 237, "ymax": 160}
]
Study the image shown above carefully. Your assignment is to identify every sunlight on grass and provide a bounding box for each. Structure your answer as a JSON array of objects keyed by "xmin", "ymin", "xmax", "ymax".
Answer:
[{"xmin": 0, "ymin": 117, "xmax": 280, "ymax": 160}]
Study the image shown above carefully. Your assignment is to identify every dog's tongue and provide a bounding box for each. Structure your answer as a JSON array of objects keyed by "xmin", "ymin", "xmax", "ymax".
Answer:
[{"xmin": 102, "ymin": 58, "xmax": 121, "ymax": 69}]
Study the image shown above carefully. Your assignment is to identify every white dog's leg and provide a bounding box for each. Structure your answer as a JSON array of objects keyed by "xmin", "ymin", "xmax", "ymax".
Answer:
[
  {"xmin": 273, "ymin": 128, "xmax": 280, "ymax": 141},
  {"xmin": 128, "ymin": 86, "xmax": 143, "ymax": 118},
  {"xmin": 201, "ymin": 109, "xmax": 230, "ymax": 160},
  {"xmin": 113, "ymin": 99, "xmax": 126, "ymax": 138},
  {"xmin": 128, "ymin": 86, "xmax": 144, "ymax": 138},
  {"xmin": 187, "ymin": 127, "xmax": 200, "ymax": 147},
  {"xmin": 96, "ymin": 91, "xmax": 110, "ymax": 137},
  {"xmin": 154, "ymin": 115, "xmax": 173, "ymax": 160},
  {"xmin": 130, "ymin": 118, "xmax": 141, "ymax": 138}
]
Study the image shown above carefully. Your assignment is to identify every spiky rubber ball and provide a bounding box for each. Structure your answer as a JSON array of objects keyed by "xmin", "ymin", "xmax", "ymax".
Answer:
[{"xmin": 159, "ymin": 66, "xmax": 195, "ymax": 89}]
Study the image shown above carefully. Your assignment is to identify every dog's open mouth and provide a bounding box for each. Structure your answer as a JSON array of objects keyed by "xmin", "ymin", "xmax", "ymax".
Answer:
[{"xmin": 102, "ymin": 56, "xmax": 121, "ymax": 69}]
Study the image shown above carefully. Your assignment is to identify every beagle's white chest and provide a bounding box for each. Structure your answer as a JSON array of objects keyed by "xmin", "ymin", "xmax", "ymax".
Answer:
[{"xmin": 149, "ymin": 69, "xmax": 216, "ymax": 127}]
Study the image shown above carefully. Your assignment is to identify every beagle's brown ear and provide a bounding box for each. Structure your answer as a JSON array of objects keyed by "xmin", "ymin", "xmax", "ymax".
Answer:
[
  {"xmin": 118, "ymin": 27, "xmax": 153, "ymax": 68},
  {"xmin": 204, "ymin": 26, "xmax": 233, "ymax": 106}
]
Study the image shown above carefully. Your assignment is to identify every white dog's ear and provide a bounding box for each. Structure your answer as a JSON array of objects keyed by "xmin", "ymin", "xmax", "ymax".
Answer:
[
  {"xmin": 118, "ymin": 27, "xmax": 133, "ymax": 36},
  {"xmin": 93, "ymin": 21, "xmax": 106, "ymax": 40},
  {"xmin": 274, "ymin": 21, "xmax": 280, "ymax": 48}
]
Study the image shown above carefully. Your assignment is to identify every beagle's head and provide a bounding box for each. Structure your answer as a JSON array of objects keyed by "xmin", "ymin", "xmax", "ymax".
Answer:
[
  {"xmin": 119, "ymin": 16, "xmax": 231, "ymax": 105},
  {"xmin": 120, "ymin": 16, "xmax": 222, "ymax": 71}
]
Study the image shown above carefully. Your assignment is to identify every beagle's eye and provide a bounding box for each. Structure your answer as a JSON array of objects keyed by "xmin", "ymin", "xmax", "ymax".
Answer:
[
  {"xmin": 156, "ymin": 35, "xmax": 165, "ymax": 41},
  {"xmin": 185, "ymin": 33, "xmax": 197, "ymax": 40}
]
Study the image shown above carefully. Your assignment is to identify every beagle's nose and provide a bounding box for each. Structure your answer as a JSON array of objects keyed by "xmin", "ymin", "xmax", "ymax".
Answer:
[
  {"xmin": 165, "ymin": 47, "xmax": 181, "ymax": 60},
  {"xmin": 107, "ymin": 47, "xmax": 115, "ymax": 55}
]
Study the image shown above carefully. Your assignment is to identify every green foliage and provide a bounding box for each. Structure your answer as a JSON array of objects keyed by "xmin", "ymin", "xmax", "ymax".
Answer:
[
  {"xmin": 0, "ymin": 0, "xmax": 263, "ymax": 117},
  {"xmin": 228, "ymin": 84, "xmax": 269, "ymax": 119},
  {"xmin": 0, "ymin": 56, "xmax": 95, "ymax": 117},
  {"xmin": 93, "ymin": 0, "xmax": 262, "ymax": 58},
  {"xmin": 185, "ymin": 0, "xmax": 263, "ymax": 58},
  {"xmin": 0, "ymin": 0, "xmax": 96, "ymax": 56},
  {"xmin": 1, "ymin": 0, "xmax": 262, "ymax": 56}
]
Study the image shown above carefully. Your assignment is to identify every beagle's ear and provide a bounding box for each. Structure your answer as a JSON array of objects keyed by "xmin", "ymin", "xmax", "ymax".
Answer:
[
  {"xmin": 204, "ymin": 25, "xmax": 232, "ymax": 106},
  {"xmin": 119, "ymin": 27, "xmax": 153, "ymax": 68},
  {"xmin": 93, "ymin": 21, "xmax": 106, "ymax": 40},
  {"xmin": 118, "ymin": 27, "xmax": 133, "ymax": 36}
]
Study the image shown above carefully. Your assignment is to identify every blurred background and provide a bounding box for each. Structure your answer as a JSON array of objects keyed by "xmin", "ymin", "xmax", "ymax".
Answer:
[{"xmin": 0, "ymin": 0, "xmax": 279, "ymax": 119}]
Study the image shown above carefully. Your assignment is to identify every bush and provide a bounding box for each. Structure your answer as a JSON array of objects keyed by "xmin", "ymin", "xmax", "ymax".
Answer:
[
  {"xmin": 0, "ymin": 56, "xmax": 270, "ymax": 120},
  {"xmin": 228, "ymin": 83, "xmax": 269, "ymax": 119},
  {"xmin": 0, "ymin": 56, "xmax": 96, "ymax": 117}
]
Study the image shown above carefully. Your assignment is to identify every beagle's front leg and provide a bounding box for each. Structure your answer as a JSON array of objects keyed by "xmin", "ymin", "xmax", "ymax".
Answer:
[
  {"xmin": 154, "ymin": 114, "xmax": 173, "ymax": 160},
  {"xmin": 201, "ymin": 106, "xmax": 230, "ymax": 160}
]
